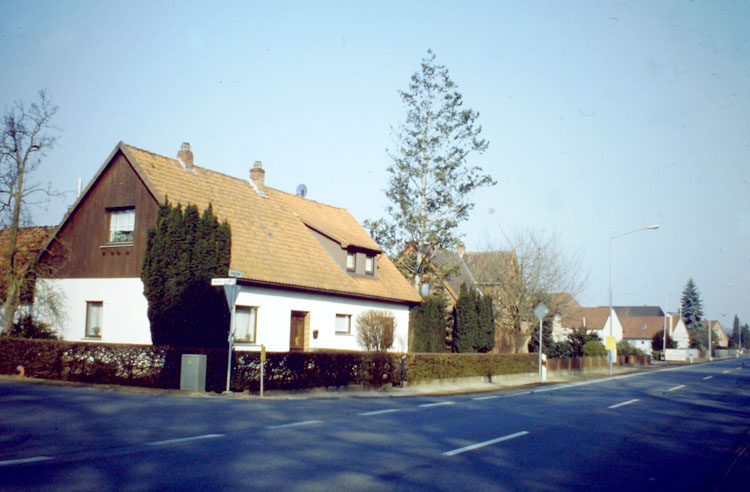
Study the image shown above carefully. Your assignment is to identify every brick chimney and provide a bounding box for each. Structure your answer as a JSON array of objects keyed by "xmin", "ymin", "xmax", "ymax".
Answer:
[
  {"xmin": 250, "ymin": 160, "xmax": 265, "ymax": 187},
  {"xmin": 177, "ymin": 142, "xmax": 193, "ymax": 169},
  {"xmin": 457, "ymin": 244, "xmax": 465, "ymax": 258}
]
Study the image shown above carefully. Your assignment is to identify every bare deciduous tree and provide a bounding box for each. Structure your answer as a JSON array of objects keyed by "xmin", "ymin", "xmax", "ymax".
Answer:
[
  {"xmin": 0, "ymin": 90, "xmax": 59, "ymax": 335},
  {"xmin": 484, "ymin": 228, "xmax": 588, "ymax": 353},
  {"xmin": 356, "ymin": 310, "xmax": 396, "ymax": 352}
]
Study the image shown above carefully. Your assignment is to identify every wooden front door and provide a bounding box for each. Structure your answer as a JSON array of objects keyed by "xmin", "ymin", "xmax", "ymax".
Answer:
[{"xmin": 290, "ymin": 312, "xmax": 306, "ymax": 351}]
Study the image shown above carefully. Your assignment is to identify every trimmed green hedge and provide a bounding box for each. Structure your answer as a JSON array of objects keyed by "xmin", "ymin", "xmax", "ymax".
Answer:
[{"xmin": 0, "ymin": 338, "xmax": 647, "ymax": 392}]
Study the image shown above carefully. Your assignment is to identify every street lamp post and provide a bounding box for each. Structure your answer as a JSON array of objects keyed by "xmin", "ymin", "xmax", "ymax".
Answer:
[{"xmin": 608, "ymin": 224, "xmax": 659, "ymax": 375}]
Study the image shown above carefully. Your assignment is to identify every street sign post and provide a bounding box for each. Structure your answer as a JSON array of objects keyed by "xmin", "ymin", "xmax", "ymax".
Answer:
[
  {"xmin": 212, "ymin": 274, "xmax": 242, "ymax": 394},
  {"xmin": 533, "ymin": 303, "xmax": 548, "ymax": 382}
]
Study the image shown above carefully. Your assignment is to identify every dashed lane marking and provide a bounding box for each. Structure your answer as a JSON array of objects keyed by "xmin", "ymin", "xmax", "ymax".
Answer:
[
  {"xmin": 444, "ymin": 431, "xmax": 529, "ymax": 456},
  {"xmin": 608, "ymin": 399, "xmax": 640, "ymax": 409},
  {"xmin": 358, "ymin": 409, "xmax": 402, "ymax": 416},
  {"xmin": 666, "ymin": 384, "xmax": 686, "ymax": 392},
  {"xmin": 266, "ymin": 420, "xmax": 323, "ymax": 430},
  {"xmin": 0, "ymin": 456, "xmax": 53, "ymax": 467},
  {"xmin": 419, "ymin": 401, "xmax": 455, "ymax": 408},
  {"xmin": 146, "ymin": 434, "xmax": 225, "ymax": 446}
]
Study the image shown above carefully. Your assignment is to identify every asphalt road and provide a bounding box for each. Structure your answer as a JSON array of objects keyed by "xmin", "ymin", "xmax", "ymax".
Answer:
[{"xmin": 1, "ymin": 358, "xmax": 748, "ymax": 491}]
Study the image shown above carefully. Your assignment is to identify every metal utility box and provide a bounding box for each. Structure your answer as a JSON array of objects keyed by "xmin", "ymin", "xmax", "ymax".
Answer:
[{"xmin": 180, "ymin": 354, "xmax": 207, "ymax": 392}]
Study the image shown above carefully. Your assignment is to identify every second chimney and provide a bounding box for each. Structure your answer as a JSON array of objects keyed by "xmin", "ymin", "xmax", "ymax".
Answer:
[
  {"xmin": 250, "ymin": 160, "xmax": 265, "ymax": 187},
  {"xmin": 177, "ymin": 142, "xmax": 193, "ymax": 169}
]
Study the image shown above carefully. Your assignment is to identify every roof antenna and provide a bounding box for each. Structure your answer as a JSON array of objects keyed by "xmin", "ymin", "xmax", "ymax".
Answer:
[{"xmin": 296, "ymin": 184, "xmax": 308, "ymax": 198}]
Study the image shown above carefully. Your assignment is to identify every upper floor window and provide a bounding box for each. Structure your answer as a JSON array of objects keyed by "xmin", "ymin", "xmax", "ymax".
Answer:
[
  {"xmin": 109, "ymin": 208, "xmax": 135, "ymax": 243},
  {"xmin": 346, "ymin": 252, "xmax": 355, "ymax": 271},
  {"xmin": 364, "ymin": 255, "xmax": 374, "ymax": 274}
]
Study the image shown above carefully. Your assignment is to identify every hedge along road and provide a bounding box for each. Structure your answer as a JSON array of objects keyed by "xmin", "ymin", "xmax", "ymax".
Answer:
[{"xmin": 0, "ymin": 359, "xmax": 749, "ymax": 491}]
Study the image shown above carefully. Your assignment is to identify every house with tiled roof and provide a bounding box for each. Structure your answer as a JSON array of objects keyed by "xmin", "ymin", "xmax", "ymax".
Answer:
[
  {"xmin": 36, "ymin": 142, "xmax": 421, "ymax": 351},
  {"xmin": 0, "ymin": 226, "xmax": 55, "ymax": 316},
  {"xmin": 701, "ymin": 319, "xmax": 729, "ymax": 349}
]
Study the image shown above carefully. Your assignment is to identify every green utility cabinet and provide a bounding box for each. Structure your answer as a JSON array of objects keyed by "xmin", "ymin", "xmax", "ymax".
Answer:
[{"xmin": 180, "ymin": 354, "xmax": 207, "ymax": 392}]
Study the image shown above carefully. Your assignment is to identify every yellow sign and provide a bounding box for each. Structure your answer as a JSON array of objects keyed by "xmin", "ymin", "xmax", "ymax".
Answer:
[
  {"xmin": 261, "ymin": 345, "xmax": 266, "ymax": 363},
  {"xmin": 605, "ymin": 336, "xmax": 617, "ymax": 351}
]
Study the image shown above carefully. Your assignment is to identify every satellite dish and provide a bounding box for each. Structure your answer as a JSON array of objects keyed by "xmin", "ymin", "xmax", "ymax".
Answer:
[{"xmin": 296, "ymin": 184, "xmax": 308, "ymax": 198}]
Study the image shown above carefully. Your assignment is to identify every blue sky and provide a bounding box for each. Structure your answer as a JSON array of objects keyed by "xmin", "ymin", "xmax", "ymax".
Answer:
[{"xmin": 1, "ymin": 1, "xmax": 748, "ymax": 329}]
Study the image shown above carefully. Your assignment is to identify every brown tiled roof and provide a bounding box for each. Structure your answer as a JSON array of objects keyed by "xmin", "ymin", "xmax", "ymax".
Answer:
[
  {"xmin": 560, "ymin": 306, "xmax": 611, "ymax": 331},
  {"xmin": 621, "ymin": 316, "xmax": 669, "ymax": 340},
  {"xmin": 0, "ymin": 226, "xmax": 55, "ymax": 302},
  {"xmin": 121, "ymin": 143, "xmax": 420, "ymax": 304}
]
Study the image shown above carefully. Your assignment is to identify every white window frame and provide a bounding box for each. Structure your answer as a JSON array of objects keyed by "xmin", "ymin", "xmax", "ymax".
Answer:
[
  {"xmin": 85, "ymin": 301, "xmax": 103, "ymax": 338},
  {"xmin": 335, "ymin": 314, "xmax": 352, "ymax": 335},
  {"xmin": 109, "ymin": 208, "xmax": 135, "ymax": 243},
  {"xmin": 364, "ymin": 255, "xmax": 374, "ymax": 274},
  {"xmin": 234, "ymin": 306, "xmax": 258, "ymax": 343},
  {"xmin": 346, "ymin": 252, "xmax": 355, "ymax": 271}
]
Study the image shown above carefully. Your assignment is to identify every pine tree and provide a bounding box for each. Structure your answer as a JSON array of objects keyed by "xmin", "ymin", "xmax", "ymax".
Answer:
[
  {"xmin": 681, "ymin": 278, "xmax": 705, "ymax": 349},
  {"xmin": 141, "ymin": 201, "xmax": 231, "ymax": 348}
]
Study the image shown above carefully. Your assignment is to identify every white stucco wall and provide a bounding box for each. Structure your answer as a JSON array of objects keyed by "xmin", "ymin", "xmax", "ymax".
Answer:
[
  {"xmin": 670, "ymin": 319, "xmax": 690, "ymax": 349},
  {"xmin": 37, "ymin": 278, "xmax": 152, "ymax": 344},
  {"xmin": 233, "ymin": 285, "xmax": 411, "ymax": 353},
  {"xmin": 602, "ymin": 312, "xmax": 624, "ymax": 341},
  {"xmin": 626, "ymin": 338, "xmax": 652, "ymax": 356},
  {"xmin": 37, "ymin": 278, "xmax": 411, "ymax": 352}
]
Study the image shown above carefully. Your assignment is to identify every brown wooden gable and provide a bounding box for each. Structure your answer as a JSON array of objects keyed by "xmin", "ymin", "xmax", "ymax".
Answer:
[{"xmin": 42, "ymin": 147, "xmax": 160, "ymax": 278}]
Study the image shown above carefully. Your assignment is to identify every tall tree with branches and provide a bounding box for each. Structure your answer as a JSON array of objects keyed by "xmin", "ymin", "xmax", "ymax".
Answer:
[
  {"xmin": 681, "ymin": 278, "xmax": 705, "ymax": 349},
  {"xmin": 0, "ymin": 90, "xmax": 59, "ymax": 335},
  {"xmin": 485, "ymin": 228, "xmax": 588, "ymax": 353},
  {"xmin": 366, "ymin": 50, "xmax": 494, "ymax": 290}
]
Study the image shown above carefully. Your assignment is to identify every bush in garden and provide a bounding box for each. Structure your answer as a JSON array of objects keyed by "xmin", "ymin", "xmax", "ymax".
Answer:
[
  {"xmin": 356, "ymin": 310, "xmax": 396, "ymax": 352},
  {"xmin": 582, "ymin": 340, "xmax": 607, "ymax": 357}
]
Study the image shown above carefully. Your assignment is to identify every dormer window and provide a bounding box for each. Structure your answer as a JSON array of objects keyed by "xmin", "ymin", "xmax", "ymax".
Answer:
[
  {"xmin": 108, "ymin": 208, "xmax": 135, "ymax": 243},
  {"xmin": 365, "ymin": 255, "xmax": 374, "ymax": 274},
  {"xmin": 346, "ymin": 252, "xmax": 355, "ymax": 271}
]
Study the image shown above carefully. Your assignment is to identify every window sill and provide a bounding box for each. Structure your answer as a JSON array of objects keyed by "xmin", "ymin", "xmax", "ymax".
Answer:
[
  {"xmin": 83, "ymin": 336, "xmax": 101, "ymax": 340},
  {"xmin": 335, "ymin": 332, "xmax": 353, "ymax": 336},
  {"xmin": 234, "ymin": 340, "xmax": 257, "ymax": 345},
  {"xmin": 100, "ymin": 242, "xmax": 134, "ymax": 249}
]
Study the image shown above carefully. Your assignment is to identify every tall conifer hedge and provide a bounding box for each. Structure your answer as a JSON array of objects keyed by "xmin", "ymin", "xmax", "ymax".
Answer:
[
  {"xmin": 409, "ymin": 293, "xmax": 448, "ymax": 352},
  {"xmin": 452, "ymin": 284, "xmax": 495, "ymax": 353},
  {"xmin": 142, "ymin": 202, "xmax": 231, "ymax": 348}
]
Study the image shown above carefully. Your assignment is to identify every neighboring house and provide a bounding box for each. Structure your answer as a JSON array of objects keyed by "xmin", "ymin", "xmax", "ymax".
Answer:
[
  {"xmin": 555, "ymin": 305, "xmax": 617, "ymax": 342},
  {"xmin": 426, "ymin": 247, "xmax": 521, "ymax": 351},
  {"xmin": 36, "ymin": 142, "xmax": 421, "ymax": 351},
  {"xmin": 701, "ymin": 320, "xmax": 729, "ymax": 348},
  {"xmin": 0, "ymin": 226, "xmax": 55, "ymax": 320},
  {"xmin": 621, "ymin": 316, "xmax": 670, "ymax": 355},
  {"xmin": 668, "ymin": 314, "xmax": 690, "ymax": 349}
]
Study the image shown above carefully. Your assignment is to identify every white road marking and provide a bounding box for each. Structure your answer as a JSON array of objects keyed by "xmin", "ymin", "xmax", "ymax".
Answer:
[
  {"xmin": 146, "ymin": 434, "xmax": 225, "ymax": 446},
  {"xmin": 444, "ymin": 431, "xmax": 530, "ymax": 456},
  {"xmin": 419, "ymin": 401, "xmax": 455, "ymax": 408},
  {"xmin": 472, "ymin": 395, "xmax": 499, "ymax": 401},
  {"xmin": 608, "ymin": 398, "xmax": 640, "ymax": 409},
  {"xmin": 703, "ymin": 376, "xmax": 713, "ymax": 380},
  {"xmin": 358, "ymin": 408, "xmax": 402, "ymax": 416},
  {"xmin": 0, "ymin": 456, "xmax": 53, "ymax": 467},
  {"xmin": 266, "ymin": 420, "xmax": 323, "ymax": 429},
  {"xmin": 667, "ymin": 384, "xmax": 686, "ymax": 392}
]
